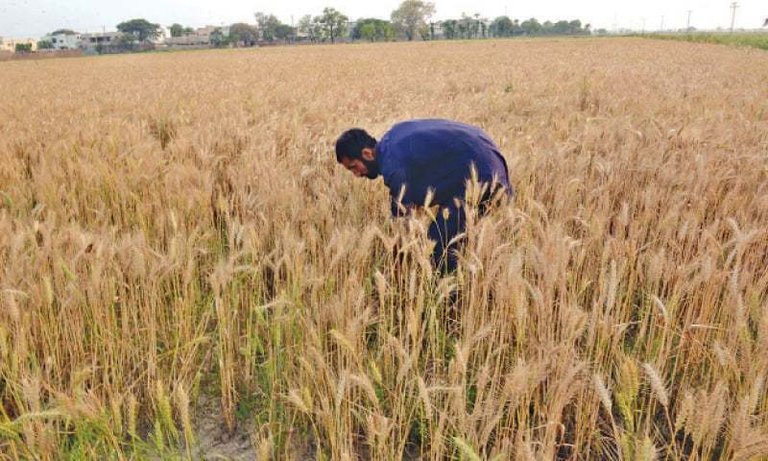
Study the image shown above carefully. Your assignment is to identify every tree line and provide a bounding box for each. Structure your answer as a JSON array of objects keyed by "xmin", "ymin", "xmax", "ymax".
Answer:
[{"xmin": 35, "ymin": 0, "xmax": 595, "ymax": 53}]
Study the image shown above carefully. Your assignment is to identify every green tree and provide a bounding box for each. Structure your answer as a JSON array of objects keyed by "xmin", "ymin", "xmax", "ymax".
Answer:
[
  {"xmin": 170, "ymin": 23, "xmax": 184, "ymax": 37},
  {"xmin": 210, "ymin": 28, "xmax": 230, "ymax": 47},
  {"xmin": 520, "ymin": 18, "xmax": 542, "ymax": 35},
  {"xmin": 457, "ymin": 13, "xmax": 476, "ymax": 39},
  {"xmin": 391, "ymin": 0, "xmax": 435, "ymax": 40},
  {"xmin": 352, "ymin": 18, "xmax": 395, "ymax": 42},
  {"xmin": 419, "ymin": 25, "xmax": 430, "ymax": 40},
  {"xmin": 229, "ymin": 23, "xmax": 258, "ymax": 46},
  {"xmin": 255, "ymin": 12, "xmax": 282, "ymax": 41},
  {"xmin": 274, "ymin": 24, "xmax": 296, "ymax": 42},
  {"xmin": 15, "ymin": 43, "xmax": 33, "ymax": 52},
  {"xmin": 116, "ymin": 18, "xmax": 162, "ymax": 42},
  {"xmin": 536, "ymin": 19, "xmax": 588, "ymax": 36},
  {"xmin": 360, "ymin": 23, "xmax": 376, "ymax": 41},
  {"xmin": 317, "ymin": 7, "xmax": 348, "ymax": 44},
  {"xmin": 298, "ymin": 15, "xmax": 322, "ymax": 42},
  {"xmin": 50, "ymin": 28, "xmax": 77, "ymax": 35},
  {"xmin": 569, "ymin": 20, "xmax": 589, "ymax": 35},
  {"xmin": 512, "ymin": 19, "xmax": 523, "ymax": 35},
  {"xmin": 114, "ymin": 33, "xmax": 139, "ymax": 51},
  {"xmin": 490, "ymin": 16, "xmax": 514, "ymax": 37},
  {"xmin": 551, "ymin": 20, "xmax": 570, "ymax": 35},
  {"xmin": 386, "ymin": 27, "xmax": 397, "ymax": 41},
  {"xmin": 442, "ymin": 19, "xmax": 458, "ymax": 39},
  {"xmin": 37, "ymin": 40, "xmax": 54, "ymax": 49},
  {"xmin": 169, "ymin": 24, "xmax": 194, "ymax": 37}
]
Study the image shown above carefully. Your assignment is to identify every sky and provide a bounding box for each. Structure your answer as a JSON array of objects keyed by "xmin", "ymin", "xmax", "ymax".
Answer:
[{"xmin": 1, "ymin": 0, "xmax": 765, "ymax": 39}]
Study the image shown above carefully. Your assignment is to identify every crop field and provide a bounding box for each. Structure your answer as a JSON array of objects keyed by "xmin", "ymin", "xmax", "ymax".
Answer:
[
  {"xmin": 1, "ymin": 37, "xmax": 767, "ymax": 460},
  {"xmin": 644, "ymin": 32, "xmax": 768, "ymax": 51}
]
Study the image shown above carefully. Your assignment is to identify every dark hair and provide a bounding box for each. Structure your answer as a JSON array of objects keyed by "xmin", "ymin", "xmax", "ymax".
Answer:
[{"xmin": 335, "ymin": 128, "xmax": 377, "ymax": 163}]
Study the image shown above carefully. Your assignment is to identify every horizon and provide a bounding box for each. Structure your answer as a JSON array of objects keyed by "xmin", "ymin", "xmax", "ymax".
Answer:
[{"xmin": 1, "ymin": 0, "xmax": 766, "ymax": 39}]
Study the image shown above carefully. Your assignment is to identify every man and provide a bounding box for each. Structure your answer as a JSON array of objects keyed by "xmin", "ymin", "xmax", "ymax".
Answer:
[{"xmin": 335, "ymin": 119, "xmax": 513, "ymax": 272}]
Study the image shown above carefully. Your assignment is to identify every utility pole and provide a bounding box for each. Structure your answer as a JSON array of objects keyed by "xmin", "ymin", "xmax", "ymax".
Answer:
[
  {"xmin": 729, "ymin": 2, "xmax": 738, "ymax": 33},
  {"xmin": 660, "ymin": 15, "xmax": 664, "ymax": 32},
  {"xmin": 641, "ymin": 17, "xmax": 646, "ymax": 34},
  {"xmin": 686, "ymin": 10, "xmax": 692, "ymax": 30}
]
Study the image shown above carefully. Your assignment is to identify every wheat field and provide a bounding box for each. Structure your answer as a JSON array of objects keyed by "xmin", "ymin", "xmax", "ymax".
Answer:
[{"xmin": 1, "ymin": 37, "xmax": 767, "ymax": 460}]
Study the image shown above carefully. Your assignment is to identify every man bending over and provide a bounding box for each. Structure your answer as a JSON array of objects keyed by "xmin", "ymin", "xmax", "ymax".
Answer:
[{"xmin": 335, "ymin": 119, "xmax": 513, "ymax": 272}]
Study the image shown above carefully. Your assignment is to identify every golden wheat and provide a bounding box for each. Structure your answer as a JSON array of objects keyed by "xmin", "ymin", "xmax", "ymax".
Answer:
[{"xmin": 0, "ymin": 37, "xmax": 767, "ymax": 459}]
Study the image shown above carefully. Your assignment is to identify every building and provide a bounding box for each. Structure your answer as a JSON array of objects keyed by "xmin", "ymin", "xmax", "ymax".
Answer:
[
  {"xmin": 150, "ymin": 26, "xmax": 170, "ymax": 44},
  {"xmin": 162, "ymin": 25, "xmax": 229, "ymax": 48},
  {"xmin": 0, "ymin": 37, "xmax": 38, "ymax": 52},
  {"xmin": 189, "ymin": 25, "xmax": 231, "ymax": 39},
  {"xmin": 194, "ymin": 25, "xmax": 219, "ymax": 37},
  {"xmin": 79, "ymin": 32, "xmax": 124, "ymax": 50},
  {"xmin": 40, "ymin": 32, "xmax": 82, "ymax": 50}
]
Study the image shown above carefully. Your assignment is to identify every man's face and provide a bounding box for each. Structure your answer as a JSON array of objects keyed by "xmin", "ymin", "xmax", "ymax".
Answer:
[
  {"xmin": 340, "ymin": 147, "xmax": 379, "ymax": 179},
  {"xmin": 341, "ymin": 157, "xmax": 370, "ymax": 178}
]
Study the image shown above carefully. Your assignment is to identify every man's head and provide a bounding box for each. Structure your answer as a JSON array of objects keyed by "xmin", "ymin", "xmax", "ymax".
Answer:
[{"xmin": 335, "ymin": 128, "xmax": 379, "ymax": 179}]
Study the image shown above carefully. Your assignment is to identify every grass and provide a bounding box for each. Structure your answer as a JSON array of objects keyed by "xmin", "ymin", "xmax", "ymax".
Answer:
[
  {"xmin": 1, "ymin": 37, "xmax": 767, "ymax": 459},
  {"xmin": 641, "ymin": 32, "xmax": 768, "ymax": 50}
]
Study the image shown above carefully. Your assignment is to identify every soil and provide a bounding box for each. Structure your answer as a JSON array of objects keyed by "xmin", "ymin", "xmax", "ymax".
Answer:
[{"xmin": 191, "ymin": 395, "xmax": 258, "ymax": 461}]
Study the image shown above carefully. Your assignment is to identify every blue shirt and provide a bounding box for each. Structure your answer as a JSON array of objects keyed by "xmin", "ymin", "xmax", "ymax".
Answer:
[{"xmin": 375, "ymin": 119, "xmax": 512, "ymax": 216}]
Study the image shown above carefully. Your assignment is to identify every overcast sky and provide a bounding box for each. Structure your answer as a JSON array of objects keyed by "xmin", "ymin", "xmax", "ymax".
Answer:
[{"xmin": 1, "ymin": 0, "xmax": 765, "ymax": 38}]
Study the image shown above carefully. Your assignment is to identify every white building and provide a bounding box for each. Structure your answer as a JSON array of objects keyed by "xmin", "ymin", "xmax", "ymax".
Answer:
[
  {"xmin": 40, "ymin": 32, "xmax": 82, "ymax": 50},
  {"xmin": 151, "ymin": 26, "xmax": 170, "ymax": 44},
  {"xmin": 162, "ymin": 25, "xmax": 231, "ymax": 48}
]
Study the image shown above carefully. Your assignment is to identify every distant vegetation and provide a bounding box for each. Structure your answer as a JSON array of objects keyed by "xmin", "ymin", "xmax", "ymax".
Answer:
[
  {"xmin": 15, "ymin": 0, "xmax": 598, "ymax": 57},
  {"xmin": 642, "ymin": 32, "xmax": 768, "ymax": 51}
]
